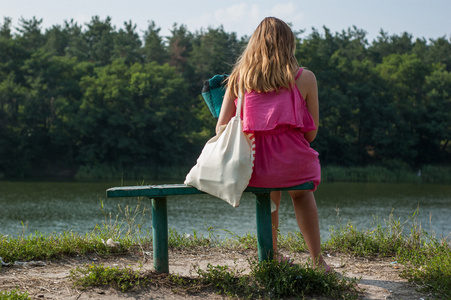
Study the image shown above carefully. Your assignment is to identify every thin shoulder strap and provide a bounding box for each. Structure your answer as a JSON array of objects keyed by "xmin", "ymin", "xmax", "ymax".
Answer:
[
  {"xmin": 236, "ymin": 91, "xmax": 243, "ymax": 117},
  {"xmin": 295, "ymin": 68, "xmax": 303, "ymax": 80}
]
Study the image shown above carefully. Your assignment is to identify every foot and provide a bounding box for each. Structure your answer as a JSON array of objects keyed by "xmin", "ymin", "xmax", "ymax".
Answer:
[
  {"xmin": 323, "ymin": 263, "xmax": 332, "ymax": 274},
  {"xmin": 314, "ymin": 256, "xmax": 331, "ymax": 274}
]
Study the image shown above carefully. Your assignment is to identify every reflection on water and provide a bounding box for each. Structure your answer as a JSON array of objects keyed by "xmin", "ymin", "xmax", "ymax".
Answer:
[{"xmin": 1, "ymin": 181, "xmax": 450, "ymax": 240}]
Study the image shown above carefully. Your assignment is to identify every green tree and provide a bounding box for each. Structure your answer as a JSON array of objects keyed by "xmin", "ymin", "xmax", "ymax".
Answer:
[
  {"xmin": 0, "ymin": 17, "xmax": 12, "ymax": 39},
  {"xmin": 369, "ymin": 31, "xmax": 414, "ymax": 63},
  {"xmin": 375, "ymin": 53, "xmax": 432, "ymax": 165},
  {"xmin": 188, "ymin": 26, "xmax": 241, "ymax": 82},
  {"xmin": 112, "ymin": 20, "xmax": 142, "ymax": 65},
  {"xmin": 15, "ymin": 51, "xmax": 82, "ymax": 174},
  {"xmin": 15, "ymin": 17, "xmax": 45, "ymax": 52},
  {"xmin": 77, "ymin": 60, "xmax": 195, "ymax": 170},
  {"xmin": 298, "ymin": 26, "xmax": 371, "ymax": 166},
  {"xmin": 416, "ymin": 65, "xmax": 451, "ymax": 164},
  {"xmin": 0, "ymin": 17, "xmax": 30, "ymax": 176},
  {"xmin": 83, "ymin": 16, "xmax": 115, "ymax": 65},
  {"xmin": 167, "ymin": 23, "xmax": 193, "ymax": 74},
  {"xmin": 142, "ymin": 20, "xmax": 168, "ymax": 64},
  {"xmin": 43, "ymin": 24, "xmax": 70, "ymax": 56},
  {"xmin": 1, "ymin": 18, "xmax": 450, "ymax": 178},
  {"xmin": 428, "ymin": 37, "xmax": 451, "ymax": 72},
  {"xmin": 0, "ymin": 73, "xmax": 29, "ymax": 176},
  {"xmin": 64, "ymin": 20, "xmax": 89, "ymax": 61}
]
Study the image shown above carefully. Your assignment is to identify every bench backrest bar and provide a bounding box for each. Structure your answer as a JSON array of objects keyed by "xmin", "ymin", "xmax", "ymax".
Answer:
[{"xmin": 106, "ymin": 182, "xmax": 314, "ymax": 198}]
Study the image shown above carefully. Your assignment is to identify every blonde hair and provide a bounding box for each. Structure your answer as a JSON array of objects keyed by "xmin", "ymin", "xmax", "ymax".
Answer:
[{"xmin": 227, "ymin": 17, "xmax": 299, "ymax": 98}]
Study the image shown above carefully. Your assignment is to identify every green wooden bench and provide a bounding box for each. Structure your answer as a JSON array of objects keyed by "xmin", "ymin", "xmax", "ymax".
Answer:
[{"xmin": 106, "ymin": 182, "xmax": 314, "ymax": 273}]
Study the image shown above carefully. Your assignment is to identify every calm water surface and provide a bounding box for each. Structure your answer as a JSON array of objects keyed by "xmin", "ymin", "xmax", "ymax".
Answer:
[{"xmin": 1, "ymin": 181, "xmax": 450, "ymax": 240}]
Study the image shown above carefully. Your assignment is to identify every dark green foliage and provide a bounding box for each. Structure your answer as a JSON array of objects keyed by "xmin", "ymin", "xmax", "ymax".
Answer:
[
  {"xmin": 142, "ymin": 21, "xmax": 168, "ymax": 64},
  {"xmin": 0, "ymin": 16, "xmax": 450, "ymax": 179},
  {"xmin": 196, "ymin": 259, "xmax": 359, "ymax": 299},
  {"xmin": 70, "ymin": 263, "xmax": 141, "ymax": 292}
]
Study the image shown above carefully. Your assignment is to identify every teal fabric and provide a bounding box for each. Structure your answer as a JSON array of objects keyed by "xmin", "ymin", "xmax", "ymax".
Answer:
[{"xmin": 201, "ymin": 74, "xmax": 229, "ymax": 118}]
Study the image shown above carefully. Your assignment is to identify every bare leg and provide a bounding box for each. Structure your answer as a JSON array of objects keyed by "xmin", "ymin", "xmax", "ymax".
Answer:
[
  {"xmin": 270, "ymin": 191, "xmax": 281, "ymax": 253},
  {"xmin": 288, "ymin": 190, "xmax": 329, "ymax": 270}
]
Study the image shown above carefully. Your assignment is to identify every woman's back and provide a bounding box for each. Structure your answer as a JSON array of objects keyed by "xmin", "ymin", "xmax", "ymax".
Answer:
[
  {"xmin": 241, "ymin": 68, "xmax": 316, "ymax": 134},
  {"xmin": 243, "ymin": 69, "xmax": 321, "ymax": 189}
]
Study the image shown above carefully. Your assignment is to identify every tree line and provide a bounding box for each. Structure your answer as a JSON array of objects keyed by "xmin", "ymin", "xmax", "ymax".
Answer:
[{"xmin": 0, "ymin": 16, "xmax": 450, "ymax": 178}]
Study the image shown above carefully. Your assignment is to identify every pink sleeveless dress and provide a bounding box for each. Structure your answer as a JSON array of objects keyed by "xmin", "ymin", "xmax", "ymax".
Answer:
[{"xmin": 238, "ymin": 68, "xmax": 321, "ymax": 189}]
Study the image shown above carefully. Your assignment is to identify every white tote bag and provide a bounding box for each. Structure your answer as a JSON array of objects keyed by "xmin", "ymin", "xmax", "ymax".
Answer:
[{"xmin": 184, "ymin": 93, "xmax": 255, "ymax": 207}]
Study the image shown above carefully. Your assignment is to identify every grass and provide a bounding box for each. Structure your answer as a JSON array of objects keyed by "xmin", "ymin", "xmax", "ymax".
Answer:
[
  {"xmin": 1, "ymin": 203, "xmax": 450, "ymax": 299},
  {"xmin": 195, "ymin": 258, "xmax": 359, "ymax": 299},
  {"xmin": 324, "ymin": 210, "xmax": 409, "ymax": 257},
  {"xmin": 324, "ymin": 208, "xmax": 451, "ymax": 299},
  {"xmin": 321, "ymin": 164, "xmax": 451, "ymax": 183},
  {"xmin": 0, "ymin": 289, "xmax": 30, "ymax": 300},
  {"xmin": 399, "ymin": 240, "xmax": 451, "ymax": 299},
  {"xmin": 70, "ymin": 263, "xmax": 144, "ymax": 292},
  {"xmin": 0, "ymin": 226, "xmax": 142, "ymax": 263}
]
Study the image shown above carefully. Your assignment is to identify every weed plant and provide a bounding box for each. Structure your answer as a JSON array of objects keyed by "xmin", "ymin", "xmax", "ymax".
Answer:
[
  {"xmin": 70, "ymin": 263, "xmax": 143, "ymax": 292},
  {"xmin": 196, "ymin": 258, "xmax": 359, "ymax": 299},
  {"xmin": 70, "ymin": 263, "xmax": 206, "ymax": 294},
  {"xmin": 0, "ymin": 289, "xmax": 30, "ymax": 300}
]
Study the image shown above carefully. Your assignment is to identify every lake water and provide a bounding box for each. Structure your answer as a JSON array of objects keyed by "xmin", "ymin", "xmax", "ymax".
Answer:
[{"xmin": 1, "ymin": 181, "xmax": 450, "ymax": 241}]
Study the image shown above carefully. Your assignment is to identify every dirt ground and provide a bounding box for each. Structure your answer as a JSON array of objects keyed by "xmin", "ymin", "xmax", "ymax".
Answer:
[{"xmin": 0, "ymin": 248, "xmax": 430, "ymax": 300}]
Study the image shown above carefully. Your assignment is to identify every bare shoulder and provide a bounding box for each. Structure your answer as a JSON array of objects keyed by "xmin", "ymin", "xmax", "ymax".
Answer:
[
  {"xmin": 295, "ymin": 68, "xmax": 317, "ymax": 98},
  {"xmin": 297, "ymin": 69, "xmax": 317, "ymax": 86}
]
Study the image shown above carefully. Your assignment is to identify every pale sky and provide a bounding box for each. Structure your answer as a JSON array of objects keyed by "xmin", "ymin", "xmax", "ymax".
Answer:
[{"xmin": 1, "ymin": 0, "xmax": 450, "ymax": 43}]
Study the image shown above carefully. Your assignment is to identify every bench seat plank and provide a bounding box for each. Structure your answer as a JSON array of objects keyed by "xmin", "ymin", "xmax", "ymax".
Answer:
[{"xmin": 106, "ymin": 182, "xmax": 314, "ymax": 198}]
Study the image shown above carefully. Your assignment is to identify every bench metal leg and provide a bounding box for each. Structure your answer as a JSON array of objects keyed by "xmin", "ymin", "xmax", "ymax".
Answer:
[
  {"xmin": 151, "ymin": 197, "xmax": 169, "ymax": 273},
  {"xmin": 255, "ymin": 192, "xmax": 274, "ymax": 262}
]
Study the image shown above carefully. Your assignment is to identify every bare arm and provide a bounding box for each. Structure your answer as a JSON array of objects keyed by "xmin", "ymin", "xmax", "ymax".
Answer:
[
  {"xmin": 215, "ymin": 88, "xmax": 237, "ymax": 133},
  {"xmin": 295, "ymin": 69, "xmax": 319, "ymax": 142}
]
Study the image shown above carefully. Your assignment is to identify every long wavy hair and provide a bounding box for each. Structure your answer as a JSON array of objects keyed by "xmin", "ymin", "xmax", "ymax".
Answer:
[{"xmin": 227, "ymin": 17, "xmax": 299, "ymax": 98}]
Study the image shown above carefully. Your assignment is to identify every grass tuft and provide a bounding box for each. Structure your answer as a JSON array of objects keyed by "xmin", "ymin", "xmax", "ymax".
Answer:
[
  {"xmin": 70, "ymin": 263, "xmax": 143, "ymax": 292},
  {"xmin": 398, "ymin": 237, "xmax": 451, "ymax": 299},
  {"xmin": 0, "ymin": 289, "xmax": 30, "ymax": 300},
  {"xmin": 195, "ymin": 258, "xmax": 359, "ymax": 299}
]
